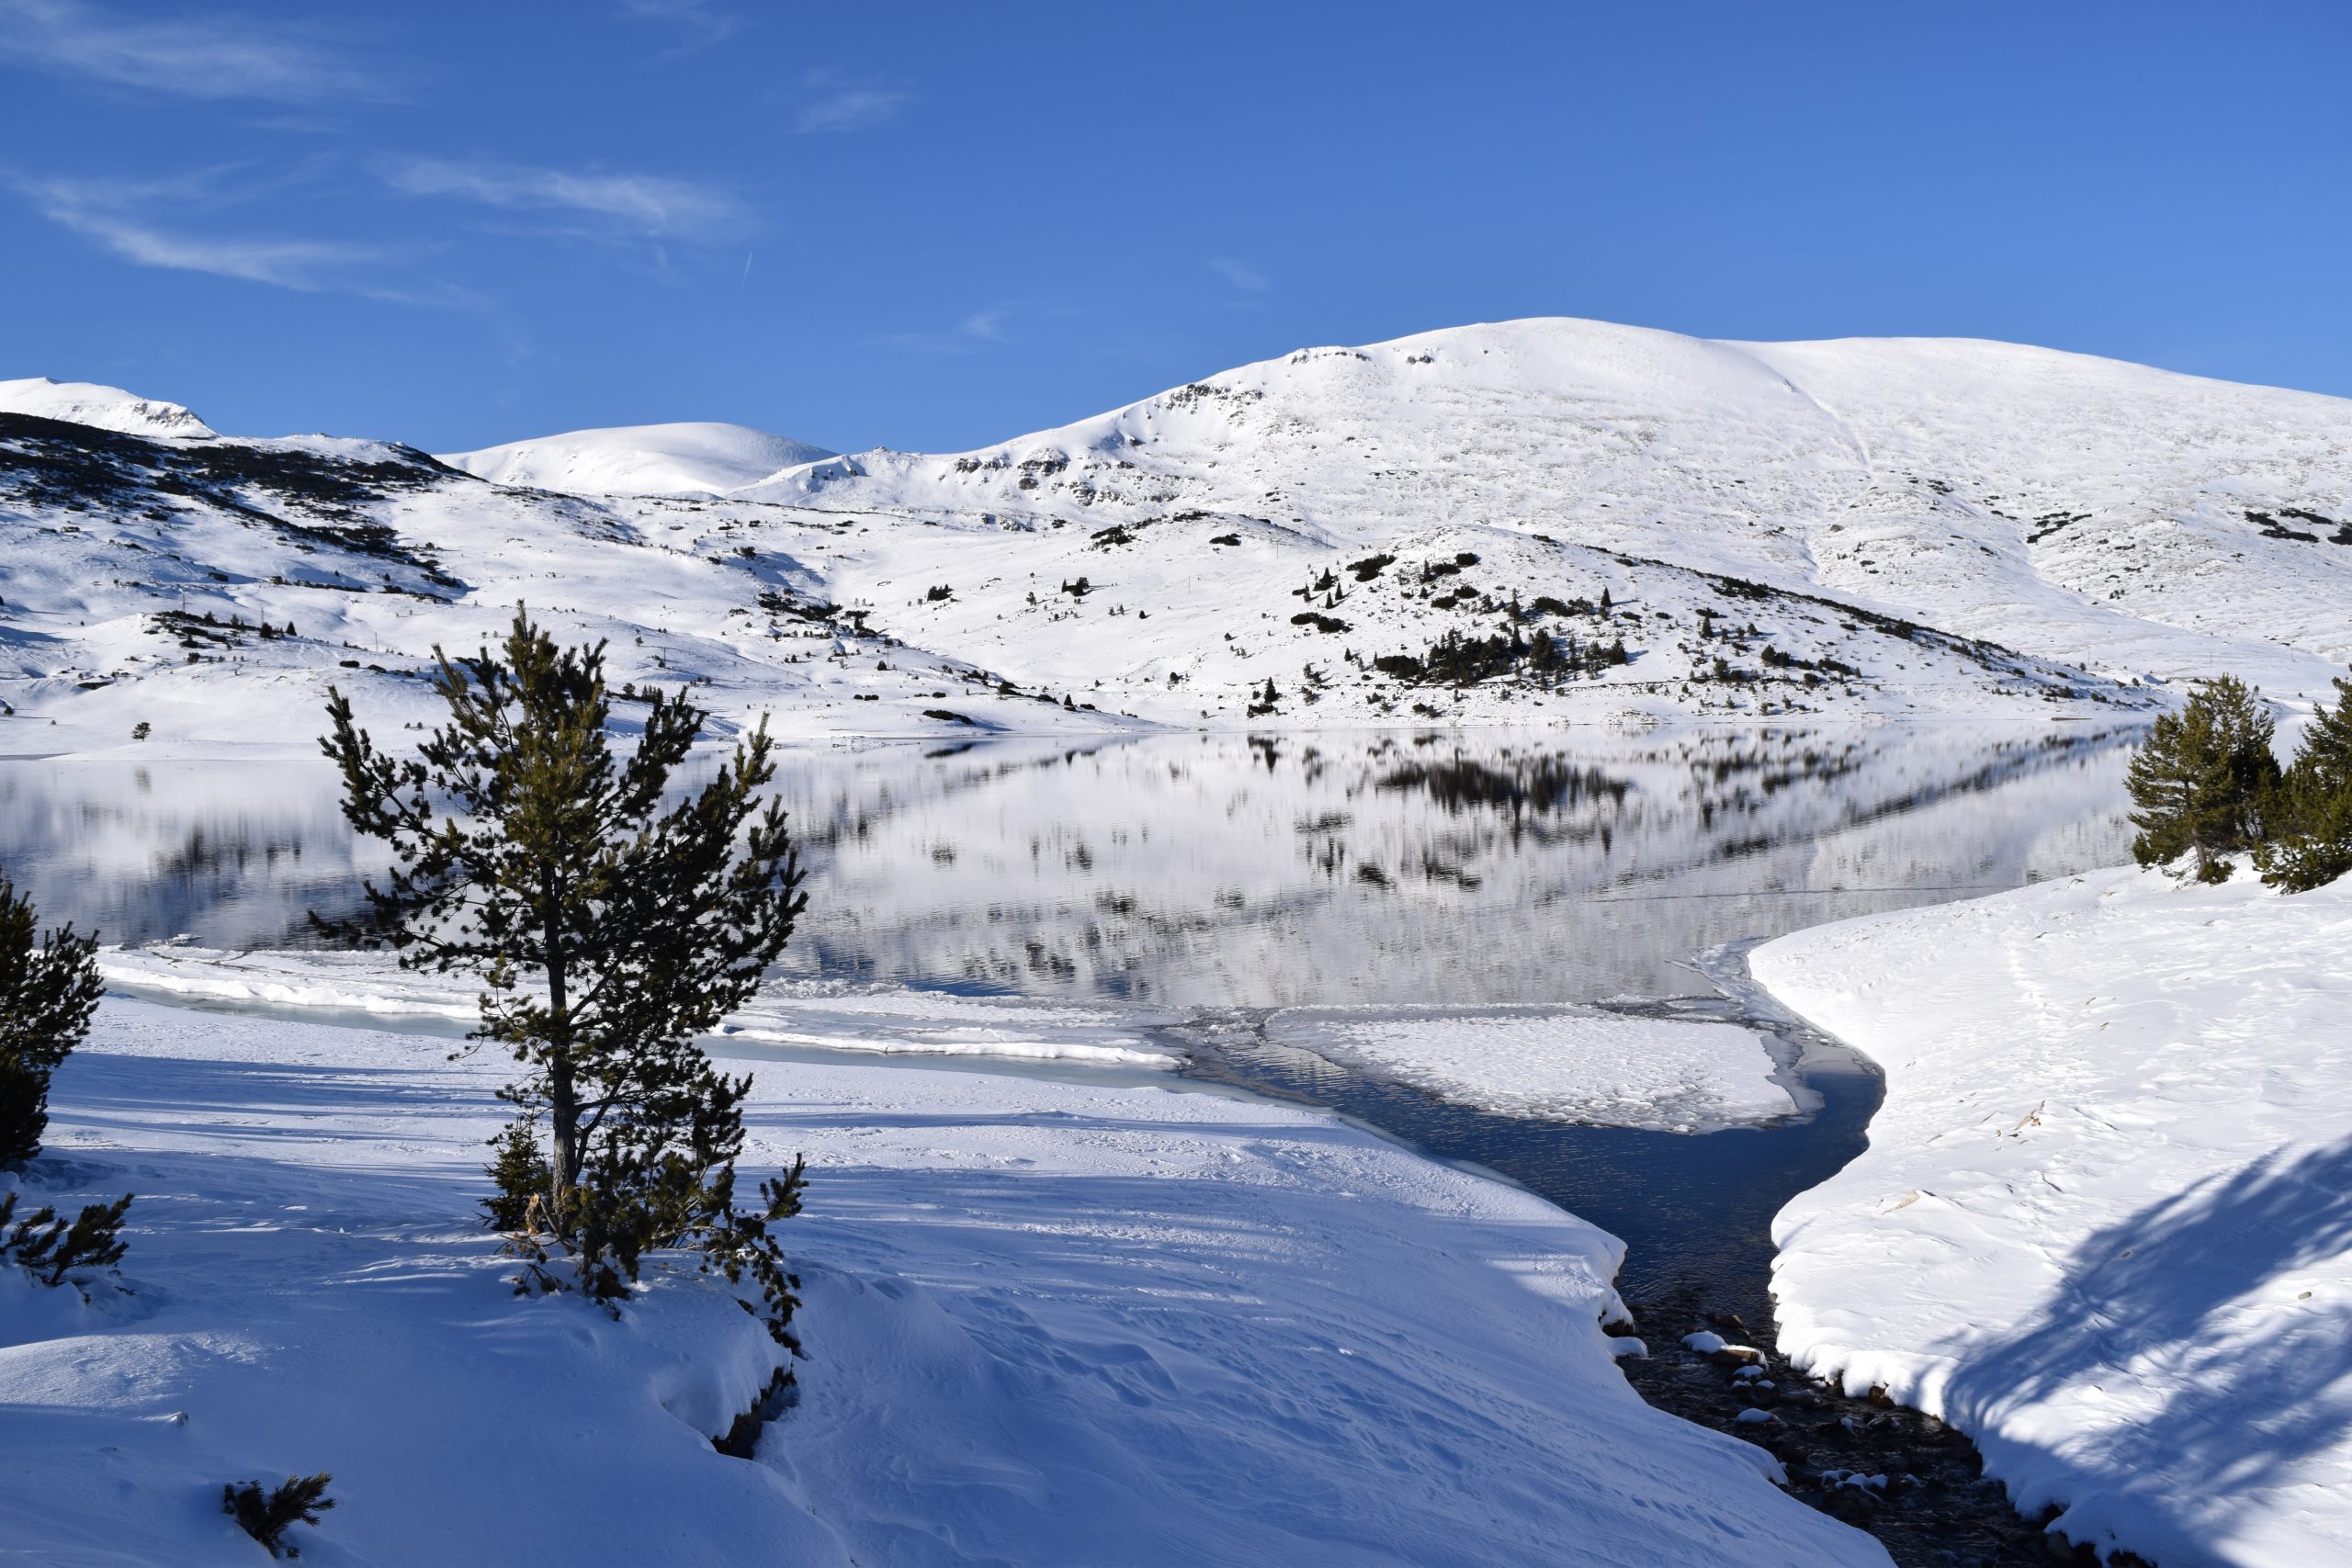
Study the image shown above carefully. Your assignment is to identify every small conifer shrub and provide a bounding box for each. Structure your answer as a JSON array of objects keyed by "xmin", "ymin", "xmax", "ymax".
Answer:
[
  {"xmin": 222, "ymin": 1474, "xmax": 335, "ymax": 1559},
  {"xmin": 1, "ymin": 1190, "xmax": 132, "ymax": 1291}
]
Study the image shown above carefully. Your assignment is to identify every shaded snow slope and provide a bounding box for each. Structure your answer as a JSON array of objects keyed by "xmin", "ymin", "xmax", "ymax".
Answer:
[
  {"xmin": 9, "ymin": 317, "xmax": 2350, "ymax": 752},
  {"xmin": 1752, "ymin": 867, "xmax": 2352, "ymax": 1567},
  {"xmin": 439, "ymin": 420, "xmax": 833, "ymax": 497},
  {"xmin": 0, "ymin": 997, "xmax": 1890, "ymax": 1567},
  {"xmin": 0, "ymin": 377, "xmax": 214, "ymax": 438}
]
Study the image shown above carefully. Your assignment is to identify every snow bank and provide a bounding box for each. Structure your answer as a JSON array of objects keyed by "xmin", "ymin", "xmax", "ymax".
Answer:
[
  {"xmin": 0, "ymin": 998, "xmax": 1888, "ymax": 1566},
  {"xmin": 1266, "ymin": 1005, "xmax": 1797, "ymax": 1130},
  {"xmin": 98, "ymin": 945, "xmax": 1183, "ymax": 1066},
  {"xmin": 1752, "ymin": 866, "xmax": 2352, "ymax": 1566}
]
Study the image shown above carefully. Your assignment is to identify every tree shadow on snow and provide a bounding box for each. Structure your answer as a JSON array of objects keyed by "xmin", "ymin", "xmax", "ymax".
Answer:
[{"xmin": 1937, "ymin": 1134, "xmax": 2352, "ymax": 1542}]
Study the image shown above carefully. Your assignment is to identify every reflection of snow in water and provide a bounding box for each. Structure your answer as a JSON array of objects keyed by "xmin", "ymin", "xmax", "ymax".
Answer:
[{"xmin": 3, "ymin": 722, "xmax": 2138, "ymax": 1007}]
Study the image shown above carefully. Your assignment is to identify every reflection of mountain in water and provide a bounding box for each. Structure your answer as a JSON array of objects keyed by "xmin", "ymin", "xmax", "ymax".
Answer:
[
  {"xmin": 0, "ymin": 761, "xmax": 379, "ymax": 948},
  {"xmin": 763, "ymin": 724, "xmax": 2138, "ymax": 1005},
  {"xmin": 0, "ymin": 725, "xmax": 2140, "ymax": 1005}
]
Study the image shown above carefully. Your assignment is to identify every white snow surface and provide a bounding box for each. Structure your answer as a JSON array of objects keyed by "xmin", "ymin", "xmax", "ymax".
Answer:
[
  {"xmin": 0, "ymin": 996, "xmax": 1890, "ymax": 1566},
  {"xmin": 1267, "ymin": 1005, "xmax": 1796, "ymax": 1130},
  {"xmin": 1752, "ymin": 865, "xmax": 2352, "ymax": 1567},
  {"xmin": 12, "ymin": 316, "xmax": 2352, "ymax": 754},
  {"xmin": 97, "ymin": 944, "xmax": 1183, "ymax": 1066},
  {"xmin": 437, "ymin": 420, "xmax": 834, "ymax": 497},
  {"xmin": 0, "ymin": 376, "xmax": 215, "ymax": 438}
]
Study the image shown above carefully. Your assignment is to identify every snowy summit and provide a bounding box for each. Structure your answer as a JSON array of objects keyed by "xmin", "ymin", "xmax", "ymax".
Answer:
[{"xmin": 438, "ymin": 421, "xmax": 834, "ymax": 499}]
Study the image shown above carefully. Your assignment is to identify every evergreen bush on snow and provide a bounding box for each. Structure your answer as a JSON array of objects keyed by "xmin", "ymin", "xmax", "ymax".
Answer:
[{"xmin": 222, "ymin": 1474, "xmax": 335, "ymax": 1559}]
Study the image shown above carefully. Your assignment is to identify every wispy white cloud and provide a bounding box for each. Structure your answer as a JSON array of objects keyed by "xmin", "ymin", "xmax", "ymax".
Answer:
[
  {"xmin": 11, "ymin": 171, "xmax": 425, "ymax": 300},
  {"xmin": 874, "ymin": 308, "xmax": 1013, "ymax": 355},
  {"xmin": 792, "ymin": 67, "xmax": 908, "ymax": 133},
  {"xmin": 380, "ymin": 156, "xmax": 741, "ymax": 239},
  {"xmin": 0, "ymin": 0, "xmax": 391, "ymax": 102},
  {"xmin": 615, "ymin": 0, "xmax": 736, "ymax": 56},
  {"xmin": 1210, "ymin": 256, "xmax": 1271, "ymax": 293}
]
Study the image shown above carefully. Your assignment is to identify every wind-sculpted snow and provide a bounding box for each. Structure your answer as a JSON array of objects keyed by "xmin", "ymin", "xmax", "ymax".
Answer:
[
  {"xmin": 0, "ymin": 997, "xmax": 1891, "ymax": 1566},
  {"xmin": 1753, "ymin": 866, "xmax": 2352, "ymax": 1566},
  {"xmin": 11, "ymin": 317, "xmax": 2348, "ymax": 753}
]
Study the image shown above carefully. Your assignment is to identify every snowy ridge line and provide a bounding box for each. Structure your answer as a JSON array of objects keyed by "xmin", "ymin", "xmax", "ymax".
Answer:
[
  {"xmin": 1750, "ymin": 866, "xmax": 2352, "ymax": 1567},
  {"xmin": 96, "ymin": 945, "xmax": 1184, "ymax": 1067}
]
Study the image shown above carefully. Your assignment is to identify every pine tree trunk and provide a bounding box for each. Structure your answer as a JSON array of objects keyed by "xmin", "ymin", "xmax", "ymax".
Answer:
[{"xmin": 542, "ymin": 883, "xmax": 580, "ymax": 1234}]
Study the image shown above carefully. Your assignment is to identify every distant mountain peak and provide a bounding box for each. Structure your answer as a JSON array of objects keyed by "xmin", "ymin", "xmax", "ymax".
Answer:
[
  {"xmin": 437, "ymin": 421, "xmax": 835, "ymax": 498},
  {"xmin": 0, "ymin": 377, "xmax": 216, "ymax": 439}
]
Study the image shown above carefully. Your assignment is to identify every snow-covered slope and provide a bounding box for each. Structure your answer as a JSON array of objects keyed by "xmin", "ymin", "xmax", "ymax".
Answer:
[
  {"xmin": 0, "ymin": 994, "xmax": 1891, "ymax": 1567},
  {"xmin": 439, "ymin": 421, "xmax": 833, "ymax": 497},
  {"xmin": 6, "ymin": 318, "xmax": 2349, "ymax": 753},
  {"xmin": 1752, "ymin": 866, "xmax": 2352, "ymax": 1566},
  {"xmin": 0, "ymin": 377, "xmax": 214, "ymax": 438}
]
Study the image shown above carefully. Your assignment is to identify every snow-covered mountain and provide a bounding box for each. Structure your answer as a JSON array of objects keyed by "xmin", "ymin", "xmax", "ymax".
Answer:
[
  {"xmin": 0, "ymin": 377, "xmax": 215, "ymax": 439},
  {"xmin": 439, "ymin": 421, "xmax": 833, "ymax": 498},
  {"xmin": 745, "ymin": 320, "xmax": 2351, "ymax": 694},
  {"xmin": 4, "ymin": 318, "xmax": 2347, "ymax": 755}
]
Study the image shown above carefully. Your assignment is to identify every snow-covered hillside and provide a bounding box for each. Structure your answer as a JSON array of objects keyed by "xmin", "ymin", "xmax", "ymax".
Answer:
[
  {"xmin": 439, "ymin": 421, "xmax": 833, "ymax": 498},
  {"xmin": 7, "ymin": 318, "xmax": 2349, "ymax": 754}
]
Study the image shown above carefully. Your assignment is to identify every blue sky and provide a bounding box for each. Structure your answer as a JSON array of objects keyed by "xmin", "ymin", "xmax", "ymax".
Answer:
[{"xmin": 2, "ymin": 1, "xmax": 2346, "ymax": 455}]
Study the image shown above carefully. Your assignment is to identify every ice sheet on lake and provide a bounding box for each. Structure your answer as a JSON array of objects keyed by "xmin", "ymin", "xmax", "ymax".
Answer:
[
  {"xmin": 1265, "ymin": 1005, "xmax": 1798, "ymax": 1131},
  {"xmin": 98, "ymin": 944, "xmax": 1183, "ymax": 1067}
]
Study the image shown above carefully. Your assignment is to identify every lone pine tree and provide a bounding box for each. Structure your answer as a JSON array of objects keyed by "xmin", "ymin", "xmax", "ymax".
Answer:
[
  {"xmin": 2256, "ymin": 673, "xmax": 2352, "ymax": 893},
  {"xmin": 320, "ymin": 609, "xmax": 809, "ymax": 1340},
  {"xmin": 2127, "ymin": 673, "xmax": 2281, "ymax": 883}
]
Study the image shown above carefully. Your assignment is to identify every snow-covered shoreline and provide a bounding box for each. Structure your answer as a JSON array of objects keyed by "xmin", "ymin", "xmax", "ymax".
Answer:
[
  {"xmin": 1751, "ymin": 865, "xmax": 2352, "ymax": 1566},
  {"xmin": 0, "ymin": 994, "xmax": 1888, "ymax": 1566}
]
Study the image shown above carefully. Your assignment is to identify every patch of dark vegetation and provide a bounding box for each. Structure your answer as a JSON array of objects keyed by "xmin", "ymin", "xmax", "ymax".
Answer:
[
  {"xmin": 1346, "ymin": 552, "xmax": 1395, "ymax": 581},
  {"xmin": 1290, "ymin": 612, "xmax": 1351, "ymax": 634},
  {"xmin": 2246, "ymin": 506, "xmax": 2349, "ymax": 544}
]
